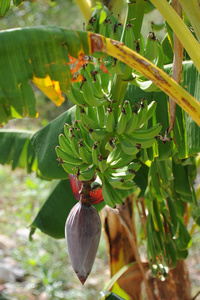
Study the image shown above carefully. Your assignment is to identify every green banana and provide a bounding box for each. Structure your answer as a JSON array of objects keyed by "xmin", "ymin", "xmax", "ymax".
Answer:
[
  {"xmin": 127, "ymin": 162, "xmax": 141, "ymax": 173},
  {"xmin": 125, "ymin": 112, "xmax": 139, "ymax": 134},
  {"xmin": 66, "ymin": 88, "xmax": 85, "ymax": 106},
  {"xmin": 61, "ymin": 162, "xmax": 77, "ymax": 174},
  {"xmin": 70, "ymin": 135, "xmax": 80, "ymax": 157},
  {"xmin": 64, "ymin": 123, "xmax": 71, "ymax": 141},
  {"xmin": 128, "ymin": 135, "xmax": 157, "ymax": 149},
  {"xmin": 83, "ymin": 64, "xmax": 105, "ymax": 99},
  {"xmin": 55, "ymin": 146, "xmax": 83, "ymax": 165},
  {"xmin": 85, "ymin": 106, "xmax": 99, "ymax": 125},
  {"xmin": 98, "ymin": 155, "xmax": 108, "ymax": 173},
  {"xmin": 118, "ymin": 180, "xmax": 136, "ymax": 190},
  {"xmin": 79, "ymin": 142, "xmax": 92, "ymax": 164},
  {"xmin": 131, "ymin": 123, "xmax": 162, "ymax": 139},
  {"xmin": 106, "ymin": 144, "xmax": 123, "ymax": 164},
  {"xmin": 91, "ymin": 142, "xmax": 100, "ymax": 166},
  {"xmin": 116, "ymin": 107, "xmax": 128, "ymax": 135},
  {"xmin": 109, "ymin": 169, "xmax": 137, "ymax": 182},
  {"xmin": 105, "ymin": 107, "xmax": 115, "ymax": 132},
  {"xmin": 75, "ymin": 105, "xmax": 81, "ymax": 121},
  {"xmin": 96, "ymin": 106, "xmax": 106, "ymax": 127},
  {"xmin": 89, "ymin": 128, "xmax": 108, "ymax": 142},
  {"xmin": 109, "ymin": 153, "xmax": 136, "ymax": 168},
  {"xmin": 124, "ymin": 100, "xmax": 132, "ymax": 121},
  {"xmin": 102, "ymin": 175, "xmax": 123, "ymax": 207},
  {"xmin": 144, "ymin": 32, "xmax": 158, "ymax": 62},
  {"xmin": 136, "ymin": 99, "xmax": 148, "ymax": 128},
  {"xmin": 81, "ymin": 77, "xmax": 102, "ymax": 107},
  {"xmin": 81, "ymin": 110, "xmax": 101, "ymax": 130},
  {"xmin": 78, "ymin": 165, "xmax": 96, "ymax": 181},
  {"xmin": 104, "ymin": 173, "xmax": 123, "ymax": 188},
  {"xmin": 102, "ymin": 175, "xmax": 116, "ymax": 207},
  {"xmin": 120, "ymin": 137, "xmax": 140, "ymax": 155},
  {"xmin": 58, "ymin": 134, "xmax": 74, "ymax": 156},
  {"xmin": 123, "ymin": 24, "xmax": 135, "ymax": 80},
  {"xmin": 146, "ymin": 101, "xmax": 157, "ymax": 122},
  {"xmin": 76, "ymin": 121, "xmax": 94, "ymax": 150}
]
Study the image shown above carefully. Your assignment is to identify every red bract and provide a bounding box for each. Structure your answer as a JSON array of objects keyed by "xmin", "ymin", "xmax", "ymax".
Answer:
[{"xmin": 69, "ymin": 174, "xmax": 103, "ymax": 205}]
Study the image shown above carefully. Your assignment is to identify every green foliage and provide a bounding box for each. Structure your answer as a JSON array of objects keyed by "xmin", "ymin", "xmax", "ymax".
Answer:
[
  {"xmin": 1, "ymin": 0, "xmax": 200, "ymax": 295},
  {"xmin": 0, "ymin": 129, "xmax": 36, "ymax": 172},
  {"xmin": 31, "ymin": 106, "xmax": 76, "ymax": 179},
  {"xmin": 0, "ymin": 0, "xmax": 23, "ymax": 17}
]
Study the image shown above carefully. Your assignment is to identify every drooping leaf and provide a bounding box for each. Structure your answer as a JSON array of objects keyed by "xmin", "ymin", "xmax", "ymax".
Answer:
[
  {"xmin": 31, "ymin": 106, "xmax": 76, "ymax": 180},
  {"xmin": 0, "ymin": 26, "xmax": 89, "ymax": 123},
  {"xmin": 0, "ymin": 129, "xmax": 36, "ymax": 173}
]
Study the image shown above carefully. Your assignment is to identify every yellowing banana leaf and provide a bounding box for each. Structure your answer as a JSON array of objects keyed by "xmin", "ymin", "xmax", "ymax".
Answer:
[
  {"xmin": 0, "ymin": 0, "xmax": 23, "ymax": 17},
  {"xmin": 0, "ymin": 129, "xmax": 36, "ymax": 173},
  {"xmin": 0, "ymin": 26, "xmax": 89, "ymax": 124},
  {"xmin": 0, "ymin": 26, "xmax": 200, "ymax": 126}
]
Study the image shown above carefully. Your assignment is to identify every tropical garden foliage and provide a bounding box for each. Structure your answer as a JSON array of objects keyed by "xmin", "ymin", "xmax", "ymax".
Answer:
[{"xmin": 0, "ymin": 0, "xmax": 200, "ymax": 299}]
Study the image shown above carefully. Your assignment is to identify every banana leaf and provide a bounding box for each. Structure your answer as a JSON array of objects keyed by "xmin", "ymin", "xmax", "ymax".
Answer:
[
  {"xmin": 31, "ymin": 106, "xmax": 76, "ymax": 180},
  {"xmin": 0, "ymin": 26, "xmax": 89, "ymax": 123},
  {"xmin": 0, "ymin": 129, "xmax": 36, "ymax": 173},
  {"xmin": 0, "ymin": 0, "xmax": 23, "ymax": 17}
]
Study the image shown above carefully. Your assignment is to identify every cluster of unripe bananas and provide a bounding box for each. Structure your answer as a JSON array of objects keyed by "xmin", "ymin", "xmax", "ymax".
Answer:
[{"xmin": 56, "ymin": 94, "xmax": 162, "ymax": 207}]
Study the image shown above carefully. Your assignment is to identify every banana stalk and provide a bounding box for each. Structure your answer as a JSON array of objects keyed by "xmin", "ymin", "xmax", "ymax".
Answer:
[
  {"xmin": 150, "ymin": 0, "xmax": 200, "ymax": 74},
  {"xmin": 168, "ymin": 0, "xmax": 183, "ymax": 133}
]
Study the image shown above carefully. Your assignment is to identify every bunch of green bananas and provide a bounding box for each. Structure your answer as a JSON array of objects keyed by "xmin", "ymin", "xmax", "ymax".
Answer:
[
  {"xmin": 144, "ymin": 157, "xmax": 196, "ymax": 277},
  {"xmin": 56, "ymin": 88, "xmax": 162, "ymax": 207}
]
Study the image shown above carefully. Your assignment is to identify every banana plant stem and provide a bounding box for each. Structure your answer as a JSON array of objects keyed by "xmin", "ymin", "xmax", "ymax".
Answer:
[
  {"xmin": 150, "ymin": 0, "xmax": 200, "ymax": 74},
  {"xmin": 178, "ymin": 0, "xmax": 200, "ymax": 42},
  {"xmin": 118, "ymin": 212, "xmax": 154, "ymax": 300},
  {"xmin": 74, "ymin": 0, "xmax": 92, "ymax": 23},
  {"xmin": 168, "ymin": 0, "xmax": 183, "ymax": 133}
]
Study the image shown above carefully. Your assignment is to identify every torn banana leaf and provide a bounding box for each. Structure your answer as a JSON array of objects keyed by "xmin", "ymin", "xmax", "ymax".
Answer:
[{"xmin": 0, "ymin": 129, "xmax": 36, "ymax": 173}]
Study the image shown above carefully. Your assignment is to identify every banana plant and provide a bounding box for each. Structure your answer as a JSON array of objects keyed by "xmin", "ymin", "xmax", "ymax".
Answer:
[{"xmin": 0, "ymin": 0, "xmax": 200, "ymax": 299}]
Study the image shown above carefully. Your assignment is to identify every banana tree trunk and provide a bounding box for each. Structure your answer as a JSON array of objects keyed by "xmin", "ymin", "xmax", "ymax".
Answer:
[{"xmin": 103, "ymin": 196, "xmax": 192, "ymax": 300}]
